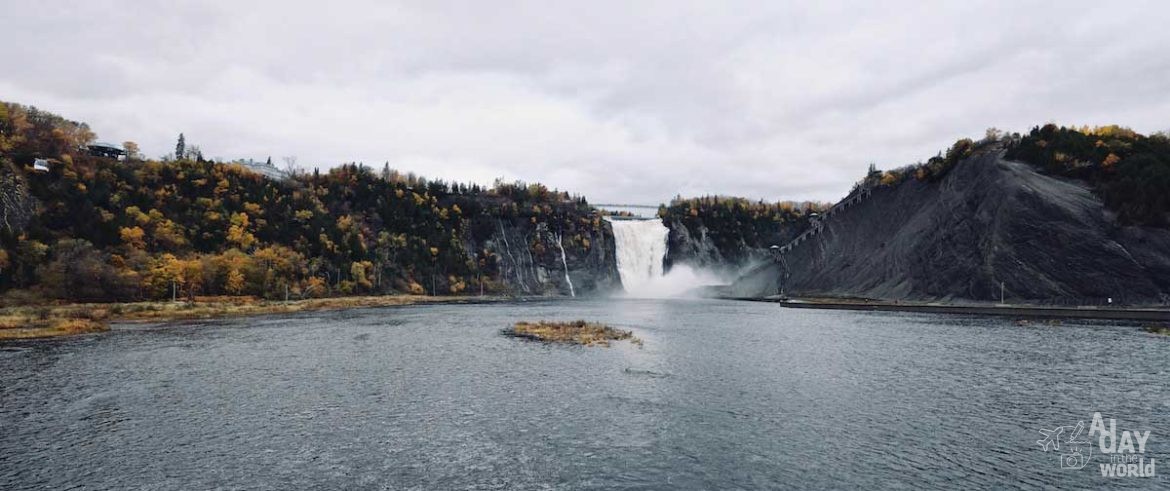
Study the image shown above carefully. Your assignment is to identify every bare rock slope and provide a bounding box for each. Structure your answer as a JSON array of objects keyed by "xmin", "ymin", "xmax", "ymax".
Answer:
[{"xmin": 729, "ymin": 151, "xmax": 1170, "ymax": 304}]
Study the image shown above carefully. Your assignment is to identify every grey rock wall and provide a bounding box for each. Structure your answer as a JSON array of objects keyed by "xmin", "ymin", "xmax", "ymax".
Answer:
[
  {"xmin": 480, "ymin": 219, "xmax": 621, "ymax": 296},
  {"xmin": 729, "ymin": 151, "xmax": 1170, "ymax": 305}
]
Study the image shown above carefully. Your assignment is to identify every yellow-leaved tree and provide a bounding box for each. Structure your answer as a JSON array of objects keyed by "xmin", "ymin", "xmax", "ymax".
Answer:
[
  {"xmin": 350, "ymin": 261, "xmax": 375, "ymax": 292},
  {"xmin": 120, "ymin": 226, "xmax": 146, "ymax": 249},
  {"xmin": 180, "ymin": 259, "xmax": 204, "ymax": 301},
  {"xmin": 225, "ymin": 268, "xmax": 246, "ymax": 295},
  {"xmin": 146, "ymin": 253, "xmax": 185, "ymax": 299},
  {"xmin": 227, "ymin": 212, "xmax": 256, "ymax": 249}
]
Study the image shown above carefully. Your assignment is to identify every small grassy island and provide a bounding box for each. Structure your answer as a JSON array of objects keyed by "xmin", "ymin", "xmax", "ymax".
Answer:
[
  {"xmin": 0, "ymin": 308, "xmax": 109, "ymax": 339},
  {"xmin": 506, "ymin": 320, "xmax": 642, "ymax": 347},
  {"xmin": 1145, "ymin": 325, "xmax": 1170, "ymax": 336}
]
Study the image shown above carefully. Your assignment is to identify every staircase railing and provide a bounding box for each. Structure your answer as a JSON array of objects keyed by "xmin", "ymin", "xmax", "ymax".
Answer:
[{"xmin": 771, "ymin": 183, "xmax": 873, "ymax": 260}]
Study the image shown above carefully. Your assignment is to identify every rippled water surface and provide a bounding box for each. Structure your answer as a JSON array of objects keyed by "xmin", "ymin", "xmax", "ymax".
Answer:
[{"xmin": 1, "ymin": 299, "xmax": 1167, "ymax": 489}]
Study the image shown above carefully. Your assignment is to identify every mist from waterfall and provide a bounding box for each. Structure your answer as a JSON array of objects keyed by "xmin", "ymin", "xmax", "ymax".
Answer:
[{"xmin": 606, "ymin": 218, "xmax": 721, "ymax": 298}]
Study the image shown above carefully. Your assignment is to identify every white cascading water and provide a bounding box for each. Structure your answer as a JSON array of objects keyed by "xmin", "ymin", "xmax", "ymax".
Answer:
[
  {"xmin": 607, "ymin": 218, "xmax": 720, "ymax": 298},
  {"xmin": 553, "ymin": 233, "xmax": 576, "ymax": 297},
  {"xmin": 608, "ymin": 218, "xmax": 668, "ymax": 292}
]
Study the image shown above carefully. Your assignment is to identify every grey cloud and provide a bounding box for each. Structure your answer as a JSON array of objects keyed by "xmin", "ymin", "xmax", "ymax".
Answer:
[{"xmin": 1, "ymin": 0, "xmax": 1168, "ymax": 204}]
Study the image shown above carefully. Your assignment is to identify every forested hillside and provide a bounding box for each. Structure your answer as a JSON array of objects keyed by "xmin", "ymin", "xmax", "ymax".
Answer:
[{"xmin": 0, "ymin": 102, "xmax": 616, "ymax": 303}]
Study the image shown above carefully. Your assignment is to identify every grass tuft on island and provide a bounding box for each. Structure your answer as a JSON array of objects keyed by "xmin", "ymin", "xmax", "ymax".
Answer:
[
  {"xmin": 1144, "ymin": 325, "xmax": 1170, "ymax": 336},
  {"xmin": 506, "ymin": 320, "xmax": 642, "ymax": 347},
  {"xmin": 0, "ymin": 308, "xmax": 110, "ymax": 339}
]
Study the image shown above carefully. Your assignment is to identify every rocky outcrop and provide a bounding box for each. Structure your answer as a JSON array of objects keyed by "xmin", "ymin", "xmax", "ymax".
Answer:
[
  {"xmin": 479, "ymin": 219, "xmax": 620, "ymax": 296},
  {"xmin": 0, "ymin": 162, "xmax": 36, "ymax": 236},
  {"xmin": 728, "ymin": 151, "xmax": 1170, "ymax": 305},
  {"xmin": 665, "ymin": 220, "xmax": 731, "ymax": 269},
  {"xmin": 664, "ymin": 218, "xmax": 802, "ymax": 273}
]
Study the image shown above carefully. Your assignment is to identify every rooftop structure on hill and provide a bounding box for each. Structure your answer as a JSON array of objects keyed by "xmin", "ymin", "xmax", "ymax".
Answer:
[
  {"xmin": 86, "ymin": 142, "xmax": 125, "ymax": 159},
  {"xmin": 231, "ymin": 158, "xmax": 289, "ymax": 180}
]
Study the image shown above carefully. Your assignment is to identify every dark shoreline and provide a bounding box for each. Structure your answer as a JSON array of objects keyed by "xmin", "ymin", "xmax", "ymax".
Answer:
[
  {"xmin": 730, "ymin": 297, "xmax": 1170, "ymax": 322},
  {"xmin": 0, "ymin": 294, "xmax": 545, "ymax": 341}
]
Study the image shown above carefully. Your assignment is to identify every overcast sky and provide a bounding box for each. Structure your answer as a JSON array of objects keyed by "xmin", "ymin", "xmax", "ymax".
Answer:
[{"xmin": 2, "ymin": 1, "xmax": 1167, "ymax": 204}]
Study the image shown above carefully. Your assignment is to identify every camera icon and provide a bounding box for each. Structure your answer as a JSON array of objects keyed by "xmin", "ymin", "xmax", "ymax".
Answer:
[
  {"xmin": 1061, "ymin": 448, "xmax": 1090, "ymax": 470},
  {"xmin": 1038, "ymin": 421, "xmax": 1093, "ymax": 471}
]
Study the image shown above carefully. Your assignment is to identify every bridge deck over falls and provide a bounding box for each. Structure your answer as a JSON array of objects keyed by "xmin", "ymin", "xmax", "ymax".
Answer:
[{"xmin": 596, "ymin": 204, "xmax": 659, "ymax": 219}]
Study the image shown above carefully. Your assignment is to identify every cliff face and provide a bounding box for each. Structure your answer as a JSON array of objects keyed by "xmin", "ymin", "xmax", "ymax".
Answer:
[
  {"xmin": 729, "ymin": 151, "xmax": 1170, "ymax": 305},
  {"xmin": 665, "ymin": 220, "xmax": 740, "ymax": 270},
  {"xmin": 664, "ymin": 215, "xmax": 807, "ymax": 272},
  {"xmin": 480, "ymin": 219, "xmax": 620, "ymax": 296},
  {"xmin": 0, "ymin": 162, "xmax": 35, "ymax": 236}
]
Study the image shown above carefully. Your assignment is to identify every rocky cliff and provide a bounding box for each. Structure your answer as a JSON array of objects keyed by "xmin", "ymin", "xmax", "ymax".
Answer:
[
  {"xmin": 480, "ymin": 219, "xmax": 621, "ymax": 296},
  {"xmin": 0, "ymin": 162, "xmax": 35, "ymax": 236},
  {"xmin": 661, "ymin": 198, "xmax": 816, "ymax": 275},
  {"xmin": 728, "ymin": 150, "xmax": 1170, "ymax": 305},
  {"xmin": 664, "ymin": 219, "xmax": 760, "ymax": 270}
]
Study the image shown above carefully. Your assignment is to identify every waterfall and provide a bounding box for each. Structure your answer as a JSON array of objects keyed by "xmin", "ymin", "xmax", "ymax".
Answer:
[
  {"xmin": 553, "ymin": 233, "xmax": 576, "ymax": 297},
  {"xmin": 607, "ymin": 217, "xmax": 723, "ymax": 297},
  {"xmin": 607, "ymin": 218, "xmax": 669, "ymax": 296}
]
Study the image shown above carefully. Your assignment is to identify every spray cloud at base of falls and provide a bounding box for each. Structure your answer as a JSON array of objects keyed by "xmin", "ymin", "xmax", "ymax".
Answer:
[{"xmin": 606, "ymin": 217, "xmax": 722, "ymax": 298}]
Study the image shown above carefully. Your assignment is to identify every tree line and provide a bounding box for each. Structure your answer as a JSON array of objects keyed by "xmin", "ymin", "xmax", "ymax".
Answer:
[
  {"xmin": 859, "ymin": 125, "xmax": 1170, "ymax": 228},
  {"xmin": 1004, "ymin": 124, "xmax": 1170, "ymax": 226}
]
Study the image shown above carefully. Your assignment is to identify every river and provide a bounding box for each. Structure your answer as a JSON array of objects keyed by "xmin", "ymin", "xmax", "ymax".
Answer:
[{"xmin": 0, "ymin": 299, "xmax": 1166, "ymax": 489}]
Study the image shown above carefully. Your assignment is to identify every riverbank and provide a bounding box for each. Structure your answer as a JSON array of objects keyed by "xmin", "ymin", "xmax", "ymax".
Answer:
[
  {"xmin": 0, "ymin": 295, "xmax": 515, "ymax": 340},
  {"xmin": 734, "ymin": 296, "xmax": 1170, "ymax": 322}
]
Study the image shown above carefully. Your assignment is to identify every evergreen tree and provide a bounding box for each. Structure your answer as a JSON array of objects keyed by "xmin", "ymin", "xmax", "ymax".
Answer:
[{"xmin": 175, "ymin": 133, "xmax": 186, "ymax": 160}]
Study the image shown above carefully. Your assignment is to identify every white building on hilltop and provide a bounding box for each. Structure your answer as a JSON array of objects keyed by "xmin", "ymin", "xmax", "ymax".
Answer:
[{"xmin": 231, "ymin": 158, "xmax": 289, "ymax": 180}]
